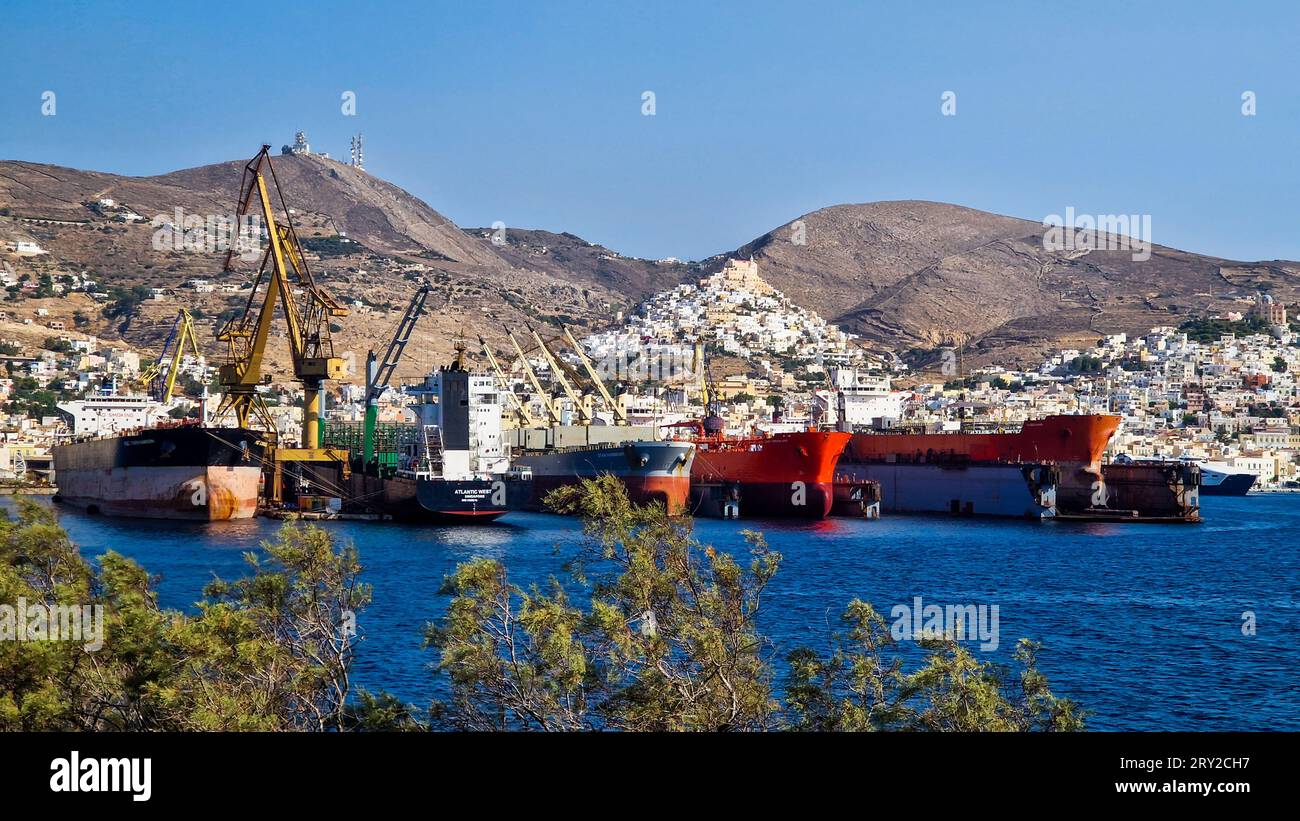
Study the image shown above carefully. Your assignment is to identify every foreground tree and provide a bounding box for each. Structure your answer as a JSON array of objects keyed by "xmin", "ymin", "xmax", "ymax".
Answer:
[
  {"xmin": 0, "ymin": 501, "xmax": 368, "ymax": 731},
  {"xmin": 784, "ymin": 601, "xmax": 1084, "ymax": 731},
  {"xmin": 427, "ymin": 476, "xmax": 1084, "ymax": 731},
  {"xmin": 428, "ymin": 475, "xmax": 779, "ymax": 730}
]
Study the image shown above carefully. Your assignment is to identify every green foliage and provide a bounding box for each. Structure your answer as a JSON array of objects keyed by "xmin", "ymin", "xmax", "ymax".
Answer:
[
  {"xmin": 425, "ymin": 475, "xmax": 780, "ymax": 731},
  {"xmin": 426, "ymin": 476, "xmax": 1084, "ymax": 732},
  {"xmin": 301, "ymin": 236, "xmax": 365, "ymax": 258},
  {"xmin": 102, "ymin": 284, "xmax": 153, "ymax": 320},
  {"xmin": 41, "ymin": 336, "xmax": 74, "ymax": 354},
  {"xmin": 0, "ymin": 504, "xmax": 369, "ymax": 731},
  {"xmin": 785, "ymin": 602, "xmax": 1083, "ymax": 731},
  {"xmin": 8, "ymin": 375, "xmax": 62, "ymax": 419},
  {"xmin": 1069, "ymin": 355, "xmax": 1104, "ymax": 373},
  {"xmin": 1179, "ymin": 314, "xmax": 1268, "ymax": 344}
]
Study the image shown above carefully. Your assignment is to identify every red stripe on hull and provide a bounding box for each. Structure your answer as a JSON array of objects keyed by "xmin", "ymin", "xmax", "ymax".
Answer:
[
  {"xmin": 529, "ymin": 474, "xmax": 691, "ymax": 514},
  {"xmin": 846, "ymin": 415, "xmax": 1120, "ymax": 469}
]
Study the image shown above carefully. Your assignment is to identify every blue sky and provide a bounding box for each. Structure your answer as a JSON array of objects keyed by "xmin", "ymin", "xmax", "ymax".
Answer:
[{"xmin": 1, "ymin": 0, "xmax": 1297, "ymax": 262}]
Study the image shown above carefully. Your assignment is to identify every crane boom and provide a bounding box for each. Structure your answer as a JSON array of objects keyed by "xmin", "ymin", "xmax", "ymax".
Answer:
[
  {"xmin": 362, "ymin": 284, "xmax": 431, "ymax": 465},
  {"xmin": 480, "ymin": 336, "xmax": 535, "ymax": 426},
  {"xmin": 209, "ymin": 145, "xmax": 351, "ymax": 505},
  {"xmin": 529, "ymin": 324, "xmax": 590, "ymax": 424},
  {"xmin": 161, "ymin": 309, "xmax": 201, "ymax": 404},
  {"xmin": 562, "ymin": 325, "xmax": 625, "ymax": 423},
  {"xmin": 508, "ymin": 330, "xmax": 560, "ymax": 425},
  {"xmin": 140, "ymin": 308, "xmax": 202, "ymax": 403},
  {"xmin": 213, "ymin": 145, "xmax": 349, "ymax": 449}
]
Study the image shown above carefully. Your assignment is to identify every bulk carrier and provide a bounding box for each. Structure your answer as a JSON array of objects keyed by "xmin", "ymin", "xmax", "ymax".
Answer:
[
  {"xmin": 53, "ymin": 421, "xmax": 264, "ymax": 521},
  {"xmin": 837, "ymin": 414, "xmax": 1117, "ymax": 518},
  {"xmin": 509, "ymin": 427, "xmax": 695, "ymax": 514},
  {"xmin": 330, "ymin": 345, "xmax": 531, "ymax": 522}
]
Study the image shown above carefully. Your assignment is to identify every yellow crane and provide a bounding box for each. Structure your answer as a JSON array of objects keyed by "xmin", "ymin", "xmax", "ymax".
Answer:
[
  {"xmin": 209, "ymin": 145, "xmax": 350, "ymax": 502},
  {"xmin": 480, "ymin": 336, "xmax": 535, "ymax": 426},
  {"xmin": 139, "ymin": 307, "xmax": 201, "ymax": 403},
  {"xmin": 528, "ymin": 323, "xmax": 591, "ymax": 424},
  {"xmin": 561, "ymin": 325, "xmax": 625, "ymax": 424},
  {"xmin": 507, "ymin": 329, "xmax": 560, "ymax": 425}
]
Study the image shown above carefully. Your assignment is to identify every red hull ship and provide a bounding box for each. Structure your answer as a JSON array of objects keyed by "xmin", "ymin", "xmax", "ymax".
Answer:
[
  {"xmin": 845, "ymin": 414, "xmax": 1120, "ymax": 469},
  {"xmin": 673, "ymin": 426, "xmax": 852, "ymax": 519}
]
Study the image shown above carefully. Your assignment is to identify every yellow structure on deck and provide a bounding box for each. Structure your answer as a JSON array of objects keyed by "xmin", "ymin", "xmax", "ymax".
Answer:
[
  {"xmin": 139, "ymin": 307, "xmax": 201, "ymax": 403},
  {"xmin": 210, "ymin": 145, "xmax": 350, "ymax": 503}
]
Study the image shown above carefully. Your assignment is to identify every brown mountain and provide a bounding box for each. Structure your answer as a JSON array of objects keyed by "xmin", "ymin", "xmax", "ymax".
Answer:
[
  {"xmin": 721, "ymin": 200, "xmax": 1300, "ymax": 366},
  {"xmin": 0, "ymin": 153, "xmax": 665, "ymax": 382},
  {"xmin": 461, "ymin": 226, "xmax": 697, "ymax": 301},
  {"xmin": 5, "ymin": 153, "xmax": 1298, "ymax": 380}
]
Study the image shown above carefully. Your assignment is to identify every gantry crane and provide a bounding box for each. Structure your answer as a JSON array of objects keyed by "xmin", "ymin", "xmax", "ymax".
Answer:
[
  {"xmin": 480, "ymin": 336, "xmax": 535, "ymax": 426},
  {"xmin": 507, "ymin": 329, "xmax": 561, "ymax": 425},
  {"xmin": 140, "ymin": 307, "xmax": 201, "ymax": 403},
  {"xmin": 210, "ymin": 145, "xmax": 351, "ymax": 501},
  {"xmin": 363, "ymin": 283, "xmax": 431, "ymax": 466},
  {"xmin": 561, "ymin": 324, "xmax": 626, "ymax": 424}
]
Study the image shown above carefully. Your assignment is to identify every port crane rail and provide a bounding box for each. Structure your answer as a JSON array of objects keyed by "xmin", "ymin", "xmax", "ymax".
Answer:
[
  {"xmin": 209, "ymin": 145, "xmax": 351, "ymax": 502},
  {"xmin": 139, "ymin": 307, "xmax": 201, "ymax": 404}
]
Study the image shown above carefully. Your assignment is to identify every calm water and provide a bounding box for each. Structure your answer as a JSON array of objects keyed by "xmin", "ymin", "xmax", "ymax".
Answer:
[{"xmin": 10, "ymin": 495, "xmax": 1298, "ymax": 731}]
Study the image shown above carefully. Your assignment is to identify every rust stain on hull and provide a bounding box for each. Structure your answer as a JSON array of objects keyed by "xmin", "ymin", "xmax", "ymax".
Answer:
[{"xmin": 55, "ymin": 465, "xmax": 261, "ymax": 521}]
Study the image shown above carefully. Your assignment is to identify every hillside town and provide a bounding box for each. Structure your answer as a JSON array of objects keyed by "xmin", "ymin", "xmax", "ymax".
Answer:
[{"xmin": 4, "ymin": 251, "xmax": 1300, "ymax": 490}]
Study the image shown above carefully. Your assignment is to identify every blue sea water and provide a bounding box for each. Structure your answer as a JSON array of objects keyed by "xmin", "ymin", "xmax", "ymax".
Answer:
[{"xmin": 9, "ymin": 495, "xmax": 1297, "ymax": 731}]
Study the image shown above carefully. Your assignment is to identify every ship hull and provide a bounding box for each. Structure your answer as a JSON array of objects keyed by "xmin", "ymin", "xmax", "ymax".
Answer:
[
  {"xmin": 339, "ymin": 471, "xmax": 531, "ymax": 523},
  {"xmin": 52, "ymin": 426, "xmax": 263, "ymax": 521},
  {"xmin": 691, "ymin": 479, "xmax": 836, "ymax": 519},
  {"xmin": 513, "ymin": 441, "xmax": 694, "ymax": 514},
  {"xmin": 688, "ymin": 430, "xmax": 851, "ymax": 519},
  {"xmin": 415, "ymin": 476, "xmax": 531, "ymax": 522},
  {"xmin": 836, "ymin": 461, "xmax": 1058, "ymax": 519},
  {"xmin": 846, "ymin": 414, "xmax": 1120, "ymax": 466},
  {"xmin": 1199, "ymin": 473, "xmax": 1256, "ymax": 496}
]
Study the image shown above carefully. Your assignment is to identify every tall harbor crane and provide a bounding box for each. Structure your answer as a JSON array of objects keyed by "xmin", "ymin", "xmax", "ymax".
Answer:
[
  {"xmin": 362, "ymin": 283, "xmax": 431, "ymax": 465},
  {"xmin": 561, "ymin": 325, "xmax": 626, "ymax": 424},
  {"xmin": 480, "ymin": 336, "xmax": 536, "ymax": 427},
  {"xmin": 139, "ymin": 307, "xmax": 201, "ymax": 403},
  {"xmin": 210, "ymin": 145, "xmax": 351, "ymax": 500}
]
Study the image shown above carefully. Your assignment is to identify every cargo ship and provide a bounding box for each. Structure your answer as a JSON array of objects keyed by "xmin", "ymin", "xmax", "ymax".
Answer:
[
  {"xmin": 512, "ymin": 438, "xmax": 695, "ymax": 514},
  {"xmin": 837, "ymin": 414, "xmax": 1198, "ymax": 521},
  {"xmin": 331, "ymin": 347, "xmax": 531, "ymax": 522},
  {"xmin": 53, "ymin": 422, "xmax": 264, "ymax": 520},
  {"xmin": 667, "ymin": 419, "xmax": 851, "ymax": 519},
  {"xmin": 836, "ymin": 414, "xmax": 1118, "ymax": 519}
]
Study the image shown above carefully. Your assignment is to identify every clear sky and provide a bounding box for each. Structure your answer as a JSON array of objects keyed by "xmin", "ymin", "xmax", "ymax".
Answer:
[{"xmin": 2, "ymin": 0, "xmax": 1297, "ymax": 263}]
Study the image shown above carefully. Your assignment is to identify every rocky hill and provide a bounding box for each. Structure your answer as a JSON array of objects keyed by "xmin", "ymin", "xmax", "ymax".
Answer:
[
  {"xmin": 719, "ymin": 200, "xmax": 1300, "ymax": 367},
  {"xmin": 5, "ymin": 153, "xmax": 1299, "ymax": 386},
  {"xmin": 0, "ymin": 153, "xmax": 672, "ymax": 385}
]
